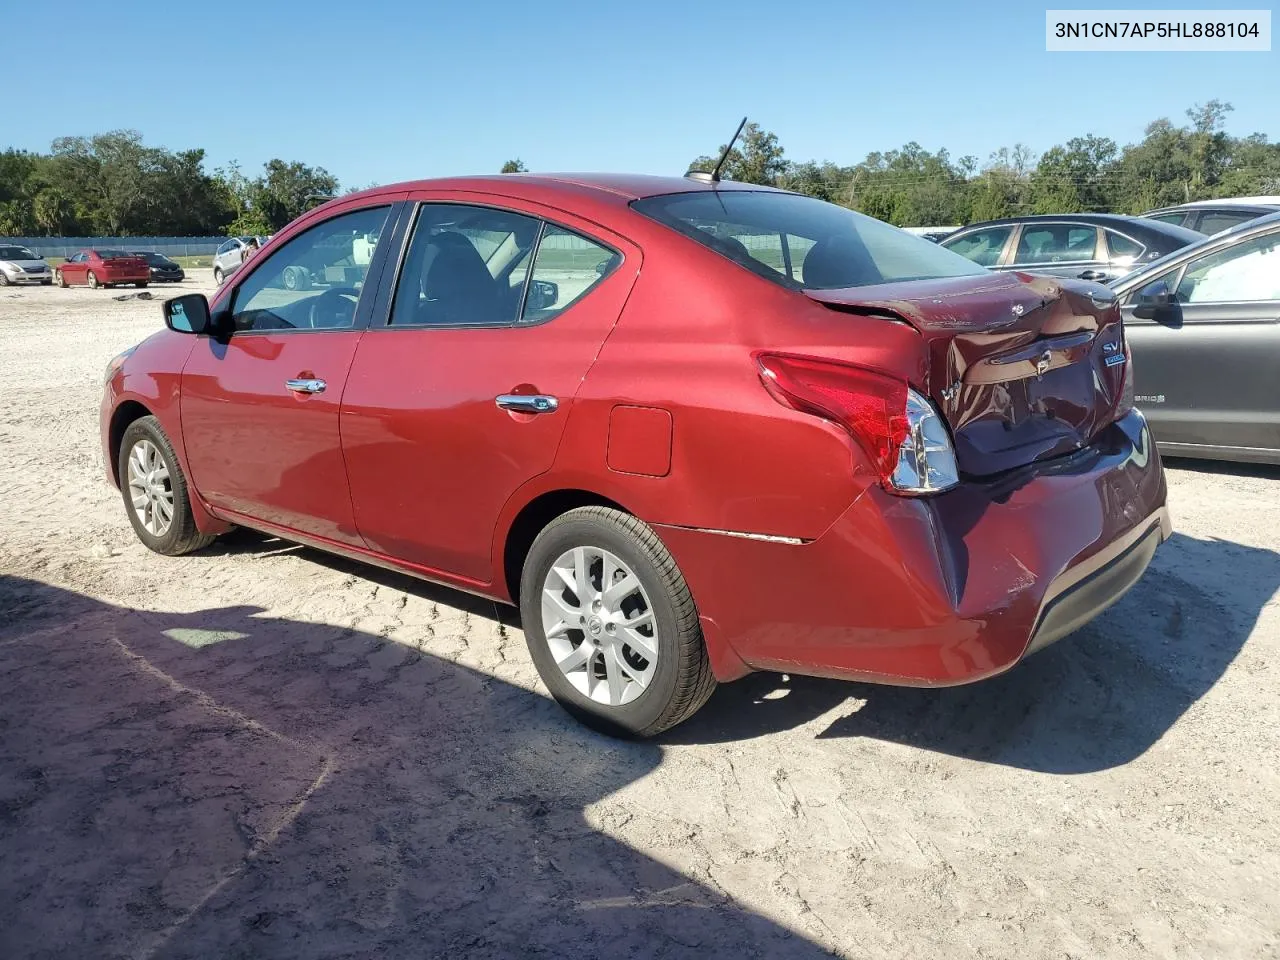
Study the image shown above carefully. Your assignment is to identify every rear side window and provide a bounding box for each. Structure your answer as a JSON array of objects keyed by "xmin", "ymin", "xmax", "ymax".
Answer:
[
  {"xmin": 521, "ymin": 225, "xmax": 619, "ymax": 324},
  {"xmin": 1015, "ymin": 225, "xmax": 1098, "ymax": 263},
  {"xmin": 1106, "ymin": 230, "xmax": 1145, "ymax": 261},
  {"xmin": 944, "ymin": 227, "xmax": 1012, "ymax": 267},
  {"xmin": 1147, "ymin": 212, "xmax": 1188, "ymax": 227},
  {"xmin": 632, "ymin": 190, "xmax": 985, "ymax": 290}
]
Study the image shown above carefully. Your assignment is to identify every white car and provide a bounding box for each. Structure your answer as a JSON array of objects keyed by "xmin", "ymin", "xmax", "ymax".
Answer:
[
  {"xmin": 211, "ymin": 236, "xmax": 271, "ymax": 286},
  {"xmin": 0, "ymin": 244, "xmax": 52, "ymax": 286}
]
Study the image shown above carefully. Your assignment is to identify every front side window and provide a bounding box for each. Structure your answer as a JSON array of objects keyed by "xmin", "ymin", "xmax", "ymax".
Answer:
[
  {"xmin": 230, "ymin": 205, "xmax": 390, "ymax": 332},
  {"xmin": 1015, "ymin": 224, "xmax": 1098, "ymax": 264},
  {"xmin": 943, "ymin": 227, "xmax": 1012, "ymax": 267},
  {"xmin": 1176, "ymin": 231, "xmax": 1280, "ymax": 304},
  {"xmin": 1196, "ymin": 211, "xmax": 1260, "ymax": 235},
  {"xmin": 634, "ymin": 190, "xmax": 985, "ymax": 290},
  {"xmin": 521, "ymin": 225, "xmax": 619, "ymax": 324},
  {"xmin": 390, "ymin": 204, "xmax": 541, "ymax": 327}
]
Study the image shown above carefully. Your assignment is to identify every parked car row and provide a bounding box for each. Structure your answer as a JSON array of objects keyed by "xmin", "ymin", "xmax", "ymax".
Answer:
[{"xmin": 0, "ymin": 246, "xmax": 189, "ymax": 289}]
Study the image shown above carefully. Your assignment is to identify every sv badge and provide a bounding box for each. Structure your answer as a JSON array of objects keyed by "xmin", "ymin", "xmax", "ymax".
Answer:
[{"xmin": 1034, "ymin": 350, "xmax": 1052, "ymax": 378}]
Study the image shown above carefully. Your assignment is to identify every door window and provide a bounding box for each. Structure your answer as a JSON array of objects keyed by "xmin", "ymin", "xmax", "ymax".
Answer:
[
  {"xmin": 520, "ymin": 225, "xmax": 619, "ymax": 324},
  {"xmin": 1015, "ymin": 224, "xmax": 1099, "ymax": 263},
  {"xmin": 1195, "ymin": 211, "xmax": 1262, "ymax": 235},
  {"xmin": 943, "ymin": 227, "xmax": 1012, "ymax": 267},
  {"xmin": 1147, "ymin": 212, "xmax": 1188, "ymax": 227},
  {"xmin": 230, "ymin": 205, "xmax": 390, "ymax": 332},
  {"xmin": 1106, "ymin": 230, "xmax": 1145, "ymax": 261},
  {"xmin": 389, "ymin": 204, "xmax": 541, "ymax": 327},
  {"xmin": 1176, "ymin": 231, "xmax": 1280, "ymax": 303}
]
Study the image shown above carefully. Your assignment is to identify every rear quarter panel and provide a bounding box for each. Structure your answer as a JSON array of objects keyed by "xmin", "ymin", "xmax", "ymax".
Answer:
[{"xmin": 512, "ymin": 230, "xmax": 929, "ymax": 544}]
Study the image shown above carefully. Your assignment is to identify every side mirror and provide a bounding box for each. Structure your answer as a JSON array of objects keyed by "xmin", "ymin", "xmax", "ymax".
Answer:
[
  {"xmin": 1131, "ymin": 280, "xmax": 1172, "ymax": 320},
  {"xmin": 526, "ymin": 279, "xmax": 558, "ymax": 312},
  {"xmin": 163, "ymin": 293, "xmax": 213, "ymax": 334}
]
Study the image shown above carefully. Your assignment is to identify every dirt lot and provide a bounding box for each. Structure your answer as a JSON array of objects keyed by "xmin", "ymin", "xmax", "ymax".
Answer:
[{"xmin": 1, "ymin": 275, "xmax": 1278, "ymax": 959}]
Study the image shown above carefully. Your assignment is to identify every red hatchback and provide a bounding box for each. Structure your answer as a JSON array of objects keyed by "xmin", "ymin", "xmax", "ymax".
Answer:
[
  {"xmin": 57, "ymin": 249, "xmax": 151, "ymax": 289},
  {"xmin": 100, "ymin": 174, "xmax": 1169, "ymax": 735}
]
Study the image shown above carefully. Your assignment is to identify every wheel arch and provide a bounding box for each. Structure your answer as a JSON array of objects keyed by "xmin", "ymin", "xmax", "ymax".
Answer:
[
  {"xmin": 502, "ymin": 488, "xmax": 630, "ymax": 605},
  {"xmin": 108, "ymin": 399, "xmax": 154, "ymax": 486}
]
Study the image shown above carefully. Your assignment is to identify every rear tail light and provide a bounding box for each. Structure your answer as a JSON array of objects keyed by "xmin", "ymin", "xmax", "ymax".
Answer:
[
  {"xmin": 1115, "ymin": 343, "xmax": 1135, "ymax": 419},
  {"xmin": 757, "ymin": 353, "xmax": 959, "ymax": 495}
]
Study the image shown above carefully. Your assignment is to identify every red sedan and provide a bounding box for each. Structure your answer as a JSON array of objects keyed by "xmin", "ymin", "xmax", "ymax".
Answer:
[
  {"xmin": 100, "ymin": 174, "xmax": 1169, "ymax": 736},
  {"xmin": 56, "ymin": 249, "xmax": 151, "ymax": 289}
]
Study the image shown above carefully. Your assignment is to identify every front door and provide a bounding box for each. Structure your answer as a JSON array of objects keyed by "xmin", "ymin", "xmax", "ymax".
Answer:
[
  {"xmin": 1124, "ymin": 226, "xmax": 1280, "ymax": 455},
  {"xmin": 341, "ymin": 197, "xmax": 638, "ymax": 584},
  {"xmin": 181, "ymin": 203, "xmax": 397, "ymax": 543}
]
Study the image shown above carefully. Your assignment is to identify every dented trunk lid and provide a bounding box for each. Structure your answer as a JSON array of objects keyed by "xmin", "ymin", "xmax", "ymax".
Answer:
[{"xmin": 805, "ymin": 271, "xmax": 1128, "ymax": 476}]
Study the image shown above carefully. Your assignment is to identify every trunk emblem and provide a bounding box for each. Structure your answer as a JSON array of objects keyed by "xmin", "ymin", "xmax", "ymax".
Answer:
[
  {"xmin": 1035, "ymin": 350, "xmax": 1052, "ymax": 378},
  {"xmin": 1011, "ymin": 303, "xmax": 1025, "ymax": 317},
  {"xmin": 940, "ymin": 381, "xmax": 961, "ymax": 403}
]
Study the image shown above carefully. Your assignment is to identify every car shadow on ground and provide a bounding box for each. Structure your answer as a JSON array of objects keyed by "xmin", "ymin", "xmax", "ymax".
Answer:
[
  {"xmin": 0, "ymin": 575, "xmax": 835, "ymax": 960},
  {"xmin": 813, "ymin": 531, "xmax": 1276, "ymax": 772},
  {"xmin": 202, "ymin": 527, "xmax": 1274, "ymax": 776},
  {"xmin": 668, "ymin": 530, "xmax": 1274, "ymax": 774}
]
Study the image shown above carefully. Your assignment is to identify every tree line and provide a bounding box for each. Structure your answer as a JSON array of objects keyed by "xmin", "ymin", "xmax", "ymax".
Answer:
[
  {"xmin": 687, "ymin": 101, "xmax": 1280, "ymax": 225},
  {"xmin": 0, "ymin": 130, "xmax": 341, "ymax": 237},
  {"xmin": 4, "ymin": 103, "xmax": 1277, "ymax": 238}
]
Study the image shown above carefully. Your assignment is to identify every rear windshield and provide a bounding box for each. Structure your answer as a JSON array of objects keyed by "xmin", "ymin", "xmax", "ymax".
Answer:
[
  {"xmin": 632, "ymin": 190, "xmax": 987, "ymax": 290},
  {"xmin": 133, "ymin": 251, "xmax": 171, "ymax": 265},
  {"xmin": 94, "ymin": 249, "xmax": 134, "ymax": 259}
]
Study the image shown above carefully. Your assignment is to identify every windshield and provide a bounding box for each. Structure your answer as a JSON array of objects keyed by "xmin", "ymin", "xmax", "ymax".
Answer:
[
  {"xmin": 632, "ymin": 190, "xmax": 987, "ymax": 290},
  {"xmin": 0, "ymin": 246, "xmax": 38, "ymax": 261}
]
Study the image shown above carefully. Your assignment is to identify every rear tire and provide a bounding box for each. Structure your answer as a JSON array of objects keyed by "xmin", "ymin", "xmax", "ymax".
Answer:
[
  {"xmin": 519, "ymin": 506, "xmax": 716, "ymax": 737},
  {"xmin": 118, "ymin": 416, "xmax": 217, "ymax": 556}
]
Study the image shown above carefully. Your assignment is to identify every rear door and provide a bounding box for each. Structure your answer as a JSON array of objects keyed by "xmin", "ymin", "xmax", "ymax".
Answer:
[
  {"xmin": 180, "ymin": 201, "xmax": 401, "ymax": 543},
  {"xmin": 340, "ymin": 194, "xmax": 638, "ymax": 584},
  {"xmin": 1123, "ymin": 225, "xmax": 1280, "ymax": 455}
]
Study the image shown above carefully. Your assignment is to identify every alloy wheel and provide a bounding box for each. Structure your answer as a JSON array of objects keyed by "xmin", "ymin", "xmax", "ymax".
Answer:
[
  {"xmin": 126, "ymin": 439, "xmax": 174, "ymax": 537},
  {"xmin": 541, "ymin": 546, "xmax": 659, "ymax": 706}
]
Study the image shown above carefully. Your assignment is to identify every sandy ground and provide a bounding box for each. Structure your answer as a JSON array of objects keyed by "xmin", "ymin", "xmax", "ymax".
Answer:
[{"xmin": 1, "ymin": 274, "xmax": 1278, "ymax": 959}]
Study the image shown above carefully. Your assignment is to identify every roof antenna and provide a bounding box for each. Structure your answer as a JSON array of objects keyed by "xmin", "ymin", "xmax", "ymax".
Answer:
[{"xmin": 686, "ymin": 116, "xmax": 748, "ymax": 183}]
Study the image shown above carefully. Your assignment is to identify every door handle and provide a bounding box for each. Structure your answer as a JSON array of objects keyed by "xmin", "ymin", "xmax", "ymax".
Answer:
[
  {"xmin": 1078, "ymin": 269, "xmax": 1108, "ymax": 281},
  {"xmin": 286, "ymin": 378, "xmax": 327, "ymax": 394},
  {"xmin": 496, "ymin": 394, "xmax": 558, "ymax": 413}
]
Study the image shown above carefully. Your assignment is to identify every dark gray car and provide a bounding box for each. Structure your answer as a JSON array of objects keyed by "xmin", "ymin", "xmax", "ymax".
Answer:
[
  {"xmin": 1111, "ymin": 211, "xmax": 1280, "ymax": 465},
  {"xmin": 941, "ymin": 214, "xmax": 1203, "ymax": 283}
]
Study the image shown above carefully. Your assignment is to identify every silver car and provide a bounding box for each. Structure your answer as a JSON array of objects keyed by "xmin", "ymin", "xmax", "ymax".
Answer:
[
  {"xmin": 0, "ymin": 244, "xmax": 52, "ymax": 286},
  {"xmin": 211, "ymin": 236, "xmax": 270, "ymax": 286}
]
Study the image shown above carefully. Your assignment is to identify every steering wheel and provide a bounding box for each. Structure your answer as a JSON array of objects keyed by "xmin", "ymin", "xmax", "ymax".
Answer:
[{"xmin": 305, "ymin": 287, "xmax": 360, "ymax": 329}]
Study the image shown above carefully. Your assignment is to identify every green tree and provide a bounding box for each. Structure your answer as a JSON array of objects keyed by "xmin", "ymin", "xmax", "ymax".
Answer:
[
  {"xmin": 689, "ymin": 122, "xmax": 788, "ymax": 185},
  {"xmin": 1028, "ymin": 135, "xmax": 1118, "ymax": 213},
  {"xmin": 500, "ymin": 159, "xmax": 527, "ymax": 173},
  {"xmin": 252, "ymin": 159, "xmax": 339, "ymax": 230},
  {"xmin": 32, "ymin": 189, "xmax": 74, "ymax": 235}
]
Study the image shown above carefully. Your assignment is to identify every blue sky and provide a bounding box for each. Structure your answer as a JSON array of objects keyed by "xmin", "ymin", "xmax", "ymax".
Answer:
[{"xmin": 7, "ymin": 0, "xmax": 1276, "ymax": 187}]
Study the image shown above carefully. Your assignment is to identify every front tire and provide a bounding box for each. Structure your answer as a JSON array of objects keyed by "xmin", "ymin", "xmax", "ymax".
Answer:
[
  {"xmin": 519, "ymin": 506, "xmax": 716, "ymax": 737},
  {"xmin": 55, "ymin": 269, "xmax": 67, "ymax": 288},
  {"xmin": 136, "ymin": 282, "xmax": 148, "ymax": 288},
  {"xmin": 213, "ymin": 267, "xmax": 224, "ymax": 286},
  {"xmin": 118, "ymin": 416, "xmax": 217, "ymax": 556},
  {"xmin": 87, "ymin": 271, "xmax": 99, "ymax": 289}
]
